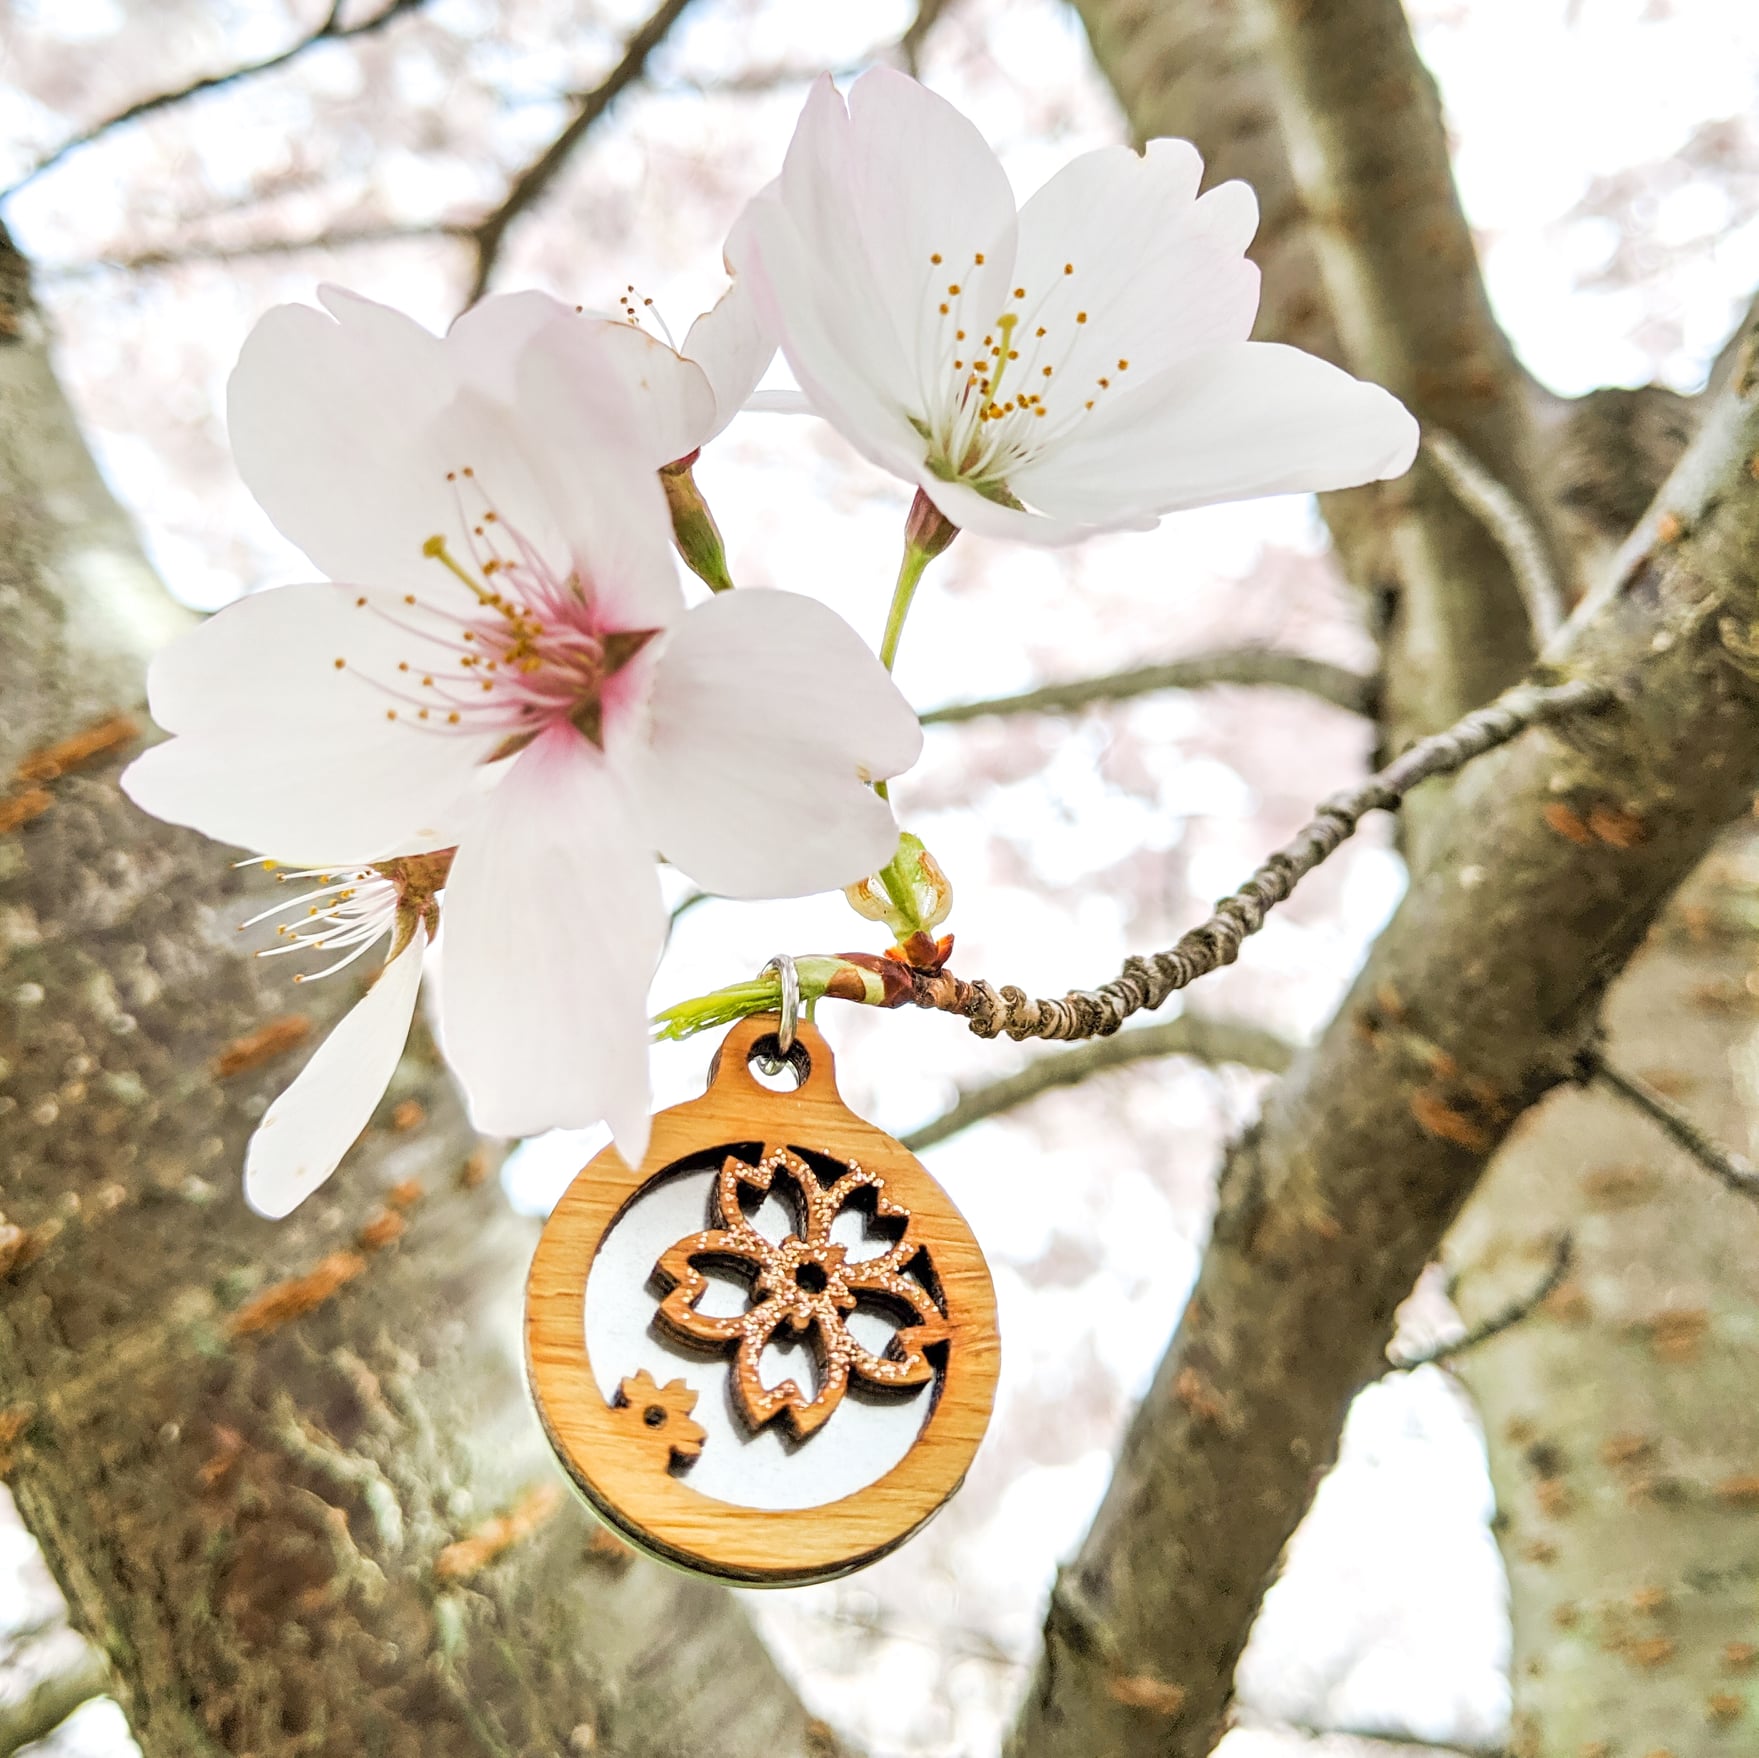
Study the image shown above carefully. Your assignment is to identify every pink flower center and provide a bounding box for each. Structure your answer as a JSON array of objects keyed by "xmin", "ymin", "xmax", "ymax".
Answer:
[{"xmin": 338, "ymin": 468, "xmax": 656, "ymax": 753}]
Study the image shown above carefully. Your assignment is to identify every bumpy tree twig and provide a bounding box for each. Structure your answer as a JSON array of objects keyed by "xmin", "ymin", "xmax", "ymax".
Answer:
[
  {"xmin": 7, "ymin": 0, "xmax": 431, "ymax": 198},
  {"xmin": 920, "ymin": 649, "xmax": 1373, "ymax": 726},
  {"xmin": 921, "ymin": 677, "xmax": 1615, "ymax": 1043},
  {"xmin": 1586, "ymin": 1054, "xmax": 1759, "ymax": 1201},
  {"xmin": 902, "ymin": 1016, "xmax": 1298, "ymax": 1152}
]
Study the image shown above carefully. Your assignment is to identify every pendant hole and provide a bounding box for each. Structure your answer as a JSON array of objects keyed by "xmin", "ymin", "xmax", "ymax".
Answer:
[
  {"xmin": 747, "ymin": 1034, "xmax": 811, "ymax": 1092},
  {"xmin": 795, "ymin": 1261, "xmax": 828, "ymax": 1294},
  {"xmin": 642, "ymin": 1404, "xmax": 668, "ymax": 1429}
]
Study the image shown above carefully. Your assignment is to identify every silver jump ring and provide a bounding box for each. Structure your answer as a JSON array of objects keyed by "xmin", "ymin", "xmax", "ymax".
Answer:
[{"xmin": 757, "ymin": 954, "xmax": 800, "ymax": 1073}]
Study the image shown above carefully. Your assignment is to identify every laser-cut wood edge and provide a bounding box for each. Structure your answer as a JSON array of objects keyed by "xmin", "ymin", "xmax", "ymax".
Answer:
[{"xmin": 525, "ymin": 1015, "xmax": 1001, "ymax": 1587}]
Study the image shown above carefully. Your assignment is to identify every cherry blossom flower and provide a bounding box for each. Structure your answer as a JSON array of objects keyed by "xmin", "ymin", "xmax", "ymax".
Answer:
[
  {"xmin": 729, "ymin": 70, "xmax": 1420, "ymax": 546},
  {"xmin": 237, "ymin": 852, "xmax": 444, "ymax": 1219},
  {"xmin": 122, "ymin": 289, "xmax": 921, "ymax": 1164}
]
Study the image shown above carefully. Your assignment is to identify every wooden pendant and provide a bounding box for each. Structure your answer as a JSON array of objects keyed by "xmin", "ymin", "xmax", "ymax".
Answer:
[{"xmin": 525, "ymin": 1014, "xmax": 1000, "ymax": 1586}]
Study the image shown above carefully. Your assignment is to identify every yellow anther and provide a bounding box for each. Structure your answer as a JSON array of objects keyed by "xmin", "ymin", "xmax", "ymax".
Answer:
[
  {"xmin": 931, "ymin": 252, "xmax": 943, "ymax": 264},
  {"xmin": 333, "ymin": 657, "xmax": 345, "ymax": 670}
]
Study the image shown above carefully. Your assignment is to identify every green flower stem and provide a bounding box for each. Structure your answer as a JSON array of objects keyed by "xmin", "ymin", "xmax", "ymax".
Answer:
[
  {"xmin": 652, "ymin": 955, "xmax": 890, "ymax": 1043},
  {"xmin": 879, "ymin": 540, "xmax": 933, "ymax": 674}
]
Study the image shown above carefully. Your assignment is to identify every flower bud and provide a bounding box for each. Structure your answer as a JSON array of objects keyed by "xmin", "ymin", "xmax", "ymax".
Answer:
[
  {"xmin": 660, "ymin": 456, "xmax": 734, "ymax": 593},
  {"xmin": 843, "ymin": 831, "xmax": 953, "ymax": 940}
]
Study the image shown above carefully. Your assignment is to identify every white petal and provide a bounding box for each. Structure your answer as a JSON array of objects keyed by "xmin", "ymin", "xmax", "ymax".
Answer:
[
  {"xmin": 681, "ymin": 273, "xmax": 776, "ymax": 442},
  {"xmin": 244, "ymin": 928, "xmax": 426, "ymax": 1218},
  {"xmin": 440, "ymin": 727, "xmax": 664, "ymax": 1164},
  {"xmin": 729, "ymin": 191, "xmax": 927, "ymax": 480},
  {"xmin": 445, "ymin": 288, "xmax": 577, "ymax": 391},
  {"xmin": 630, "ymin": 589, "xmax": 921, "ymax": 899},
  {"xmin": 589, "ymin": 320, "xmax": 719, "ymax": 466},
  {"xmin": 841, "ymin": 69, "xmax": 1020, "ymax": 353},
  {"xmin": 1012, "ymin": 143, "xmax": 1260, "ymax": 390},
  {"xmin": 230, "ymin": 292, "xmax": 455, "ymax": 597},
  {"xmin": 729, "ymin": 73, "xmax": 1019, "ymax": 482},
  {"xmin": 231, "ymin": 288, "xmax": 605, "ymax": 602},
  {"xmin": 743, "ymin": 387, "xmax": 815, "ymax": 415},
  {"xmin": 125, "ymin": 582, "xmax": 498, "ymax": 862},
  {"xmin": 1011, "ymin": 341, "xmax": 1421, "ymax": 525},
  {"xmin": 511, "ymin": 323, "xmax": 686, "ymax": 632}
]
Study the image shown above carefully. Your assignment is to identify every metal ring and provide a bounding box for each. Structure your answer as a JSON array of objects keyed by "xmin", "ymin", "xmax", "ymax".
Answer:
[{"xmin": 756, "ymin": 954, "xmax": 799, "ymax": 1073}]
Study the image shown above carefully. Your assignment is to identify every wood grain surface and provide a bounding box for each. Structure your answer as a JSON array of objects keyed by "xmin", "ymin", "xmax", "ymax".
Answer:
[{"xmin": 525, "ymin": 1015, "xmax": 1000, "ymax": 1586}]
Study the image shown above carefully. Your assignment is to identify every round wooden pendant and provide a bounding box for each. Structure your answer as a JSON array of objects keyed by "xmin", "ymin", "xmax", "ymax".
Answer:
[{"xmin": 525, "ymin": 1014, "xmax": 1000, "ymax": 1585}]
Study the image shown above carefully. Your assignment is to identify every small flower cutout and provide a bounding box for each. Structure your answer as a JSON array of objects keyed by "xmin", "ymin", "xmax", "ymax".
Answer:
[
  {"xmin": 654, "ymin": 1145, "xmax": 949, "ymax": 1440},
  {"xmin": 612, "ymin": 1369, "xmax": 708, "ymax": 1467}
]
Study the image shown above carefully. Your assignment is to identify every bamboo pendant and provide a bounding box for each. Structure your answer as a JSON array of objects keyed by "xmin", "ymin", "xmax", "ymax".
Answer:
[{"xmin": 525, "ymin": 1014, "xmax": 1000, "ymax": 1585}]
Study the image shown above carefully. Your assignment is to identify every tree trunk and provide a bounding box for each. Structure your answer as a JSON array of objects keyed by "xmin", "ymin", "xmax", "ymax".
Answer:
[
  {"xmin": 1445, "ymin": 837, "xmax": 1759, "ymax": 1755},
  {"xmin": 1071, "ymin": 0, "xmax": 1555, "ymax": 788},
  {"xmin": 0, "ymin": 238, "xmax": 821, "ymax": 1757}
]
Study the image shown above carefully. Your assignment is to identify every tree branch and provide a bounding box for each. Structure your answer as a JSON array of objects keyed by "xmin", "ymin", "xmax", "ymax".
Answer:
[
  {"xmin": 36, "ymin": 219, "xmax": 461, "ymax": 282},
  {"xmin": 902, "ymin": 1016, "xmax": 1298, "ymax": 1152},
  {"xmin": 1237, "ymin": 0, "xmax": 1569, "ymax": 772},
  {"xmin": 1587, "ymin": 1054, "xmax": 1759, "ymax": 1201},
  {"xmin": 7, "ymin": 0, "xmax": 431, "ymax": 199},
  {"xmin": 0, "ymin": 1646, "xmax": 111, "ymax": 1757},
  {"xmin": 914, "ymin": 677, "xmax": 1613, "ymax": 1043},
  {"xmin": 464, "ymin": 0, "xmax": 701, "ymax": 306},
  {"xmin": 919, "ymin": 649, "xmax": 1373, "ymax": 726},
  {"xmin": 896, "ymin": 0, "xmax": 957, "ymax": 76},
  {"xmin": 1006, "ymin": 301, "xmax": 1759, "ymax": 1758}
]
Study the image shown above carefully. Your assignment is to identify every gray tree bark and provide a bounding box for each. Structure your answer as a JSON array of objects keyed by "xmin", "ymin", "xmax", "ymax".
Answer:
[
  {"xmin": 1446, "ymin": 845, "xmax": 1759, "ymax": 1754},
  {"xmin": 0, "ymin": 237, "xmax": 822, "ymax": 1757}
]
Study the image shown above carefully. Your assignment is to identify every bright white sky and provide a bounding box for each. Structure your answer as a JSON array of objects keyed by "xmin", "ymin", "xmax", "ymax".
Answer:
[{"xmin": 1, "ymin": 2, "xmax": 1754, "ymax": 1754}]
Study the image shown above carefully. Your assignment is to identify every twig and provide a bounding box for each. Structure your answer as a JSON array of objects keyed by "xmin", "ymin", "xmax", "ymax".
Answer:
[
  {"xmin": 464, "ymin": 0, "xmax": 700, "ymax": 305},
  {"xmin": 903, "ymin": 1015, "xmax": 1298, "ymax": 1151},
  {"xmin": 8, "ymin": 0, "xmax": 431, "ymax": 199},
  {"xmin": 36, "ymin": 219, "xmax": 459, "ymax": 282},
  {"xmin": 920, "ymin": 649, "xmax": 1373, "ymax": 726},
  {"xmin": 0, "ymin": 1646, "xmax": 110, "ymax": 1757},
  {"xmin": 661, "ymin": 887, "xmax": 712, "ymax": 954},
  {"xmin": 1388, "ymin": 1235, "xmax": 1574, "ymax": 1371},
  {"xmin": 921, "ymin": 676, "xmax": 1615, "ymax": 1042},
  {"xmin": 1426, "ymin": 431, "xmax": 1569, "ymax": 644},
  {"xmin": 1586, "ymin": 1054, "xmax": 1759, "ymax": 1201}
]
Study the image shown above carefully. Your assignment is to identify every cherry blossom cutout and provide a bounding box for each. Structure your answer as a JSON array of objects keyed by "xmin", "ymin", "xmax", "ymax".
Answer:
[{"xmin": 654, "ymin": 1144, "xmax": 950, "ymax": 1441}]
